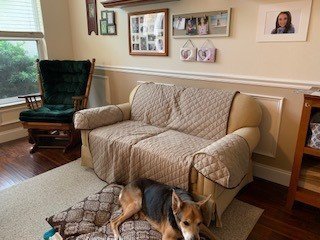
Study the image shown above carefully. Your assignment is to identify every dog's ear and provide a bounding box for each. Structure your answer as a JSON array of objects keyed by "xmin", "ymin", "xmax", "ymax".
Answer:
[
  {"xmin": 172, "ymin": 190, "xmax": 183, "ymax": 214},
  {"xmin": 197, "ymin": 194, "xmax": 212, "ymax": 207},
  {"xmin": 197, "ymin": 194, "xmax": 212, "ymax": 226}
]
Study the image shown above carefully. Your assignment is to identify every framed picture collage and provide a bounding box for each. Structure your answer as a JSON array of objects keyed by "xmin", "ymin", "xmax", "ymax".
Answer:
[
  {"xmin": 100, "ymin": 10, "xmax": 117, "ymax": 35},
  {"xmin": 128, "ymin": 9, "xmax": 168, "ymax": 56}
]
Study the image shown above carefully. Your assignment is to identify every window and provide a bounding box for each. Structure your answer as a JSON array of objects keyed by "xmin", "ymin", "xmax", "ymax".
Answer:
[{"xmin": 0, "ymin": 0, "xmax": 47, "ymax": 106}]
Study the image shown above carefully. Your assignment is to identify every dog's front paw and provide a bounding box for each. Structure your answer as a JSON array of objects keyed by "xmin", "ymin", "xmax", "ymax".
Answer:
[{"xmin": 114, "ymin": 236, "xmax": 124, "ymax": 240}]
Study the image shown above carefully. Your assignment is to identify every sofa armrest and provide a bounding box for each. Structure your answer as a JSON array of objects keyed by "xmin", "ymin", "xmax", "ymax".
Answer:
[
  {"xmin": 194, "ymin": 133, "xmax": 250, "ymax": 188},
  {"xmin": 74, "ymin": 104, "xmax": 125, "ymax": 130},
  {"xmin": 232, "ymin": 127, "xmax": 260, "ymax": 153}
]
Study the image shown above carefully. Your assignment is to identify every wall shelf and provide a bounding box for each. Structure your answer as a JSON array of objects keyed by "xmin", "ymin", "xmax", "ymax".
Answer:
[{"xmin": 101, "ymin": 0, "xmax": 179, "ymax": 8}]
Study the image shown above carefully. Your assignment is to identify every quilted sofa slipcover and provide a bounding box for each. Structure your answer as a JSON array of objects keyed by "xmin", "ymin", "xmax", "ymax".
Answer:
[{"xmin": 74, "ymin": 83, "xmax": 262, "ymax": 226}]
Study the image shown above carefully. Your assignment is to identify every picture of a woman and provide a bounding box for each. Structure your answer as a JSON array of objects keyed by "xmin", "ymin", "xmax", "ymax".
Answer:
[
  {"xmin": 271, "ymin": 11, "xmax": 295, "ymax": 34},
  {"xmin": 197, "ymin": 16, "xmax": 208, "ymax": 35}
]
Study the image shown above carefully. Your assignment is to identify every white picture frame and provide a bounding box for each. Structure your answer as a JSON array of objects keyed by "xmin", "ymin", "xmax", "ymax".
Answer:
[
  {"xmin": 256, "ymin": 0, "xmax": 312, "ymax": 42},
  {"xmin": 172, "ymin": 9, "xmax": 231, "ymax": 38}
]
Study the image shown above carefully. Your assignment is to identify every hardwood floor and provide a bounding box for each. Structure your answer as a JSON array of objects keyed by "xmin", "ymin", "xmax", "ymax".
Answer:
[
  {"xmin": 0, "ymin": 137, "xmax": 80, "ymax": 191},
  {"xmin": 0, "ymin": 137, "xmax": 319, "ymax": 239}
]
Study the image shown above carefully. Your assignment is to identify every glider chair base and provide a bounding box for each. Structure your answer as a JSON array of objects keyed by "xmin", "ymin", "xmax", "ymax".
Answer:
[{"xmin": 23, "ymin": 122, "xmax": 80, "ymax": 154}]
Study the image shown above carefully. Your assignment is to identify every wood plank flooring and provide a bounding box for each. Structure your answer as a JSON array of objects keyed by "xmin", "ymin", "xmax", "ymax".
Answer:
[{"xmin": 0, "ymin": 137, "xmax": 319, "ymax": 239}]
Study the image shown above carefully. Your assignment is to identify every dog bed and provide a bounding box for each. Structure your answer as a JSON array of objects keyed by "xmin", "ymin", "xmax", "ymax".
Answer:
[{"xmin": 46, "ymin": 183, "xmax": 210, "ymax": 240}]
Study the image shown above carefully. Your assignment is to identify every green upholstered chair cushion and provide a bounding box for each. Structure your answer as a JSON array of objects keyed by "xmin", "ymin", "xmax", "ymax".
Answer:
[
  {"xmin": 19, "ymin": 105, "xmax": 74, "ymax": 123},
  {"xmin": 39, "ymin": 60, "xmax": 91, "ymax": 105}
]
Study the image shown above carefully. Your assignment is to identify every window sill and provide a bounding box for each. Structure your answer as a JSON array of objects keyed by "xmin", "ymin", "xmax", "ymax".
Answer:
[{"xmin": 0, "ymin": 100, "xmax": 26, "ymax": 109}]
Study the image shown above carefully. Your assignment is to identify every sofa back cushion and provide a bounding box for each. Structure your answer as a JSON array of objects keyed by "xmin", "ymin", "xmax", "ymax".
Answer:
[{"xmin": 131, "ymin": 83, "xmax": 237, "ymax": 140}]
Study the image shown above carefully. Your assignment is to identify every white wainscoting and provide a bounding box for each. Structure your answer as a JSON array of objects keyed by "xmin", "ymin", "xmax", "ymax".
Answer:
[
  {"xmin": 0, "ymin": 127, "xmax": 27, "ymax": 144},
  {"xmin": 90, "ymin": 75, "xmax": 111, "ymax": 107},
  {"xmin": 247, "ymin": 94, "xmax": 284, "ymax": 158},
  {"xmin": 0, "ymin": 104, "xmax": 28, "ymax": 143}
]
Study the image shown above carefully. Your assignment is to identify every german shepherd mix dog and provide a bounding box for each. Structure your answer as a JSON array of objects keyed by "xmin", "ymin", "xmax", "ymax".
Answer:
[{"xmin": 111, "ymin": 179, "xmax": 217, "ymax": 240}]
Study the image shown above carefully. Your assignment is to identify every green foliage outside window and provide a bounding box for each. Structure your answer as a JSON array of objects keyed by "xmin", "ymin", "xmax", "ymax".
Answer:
[{"xmin": 0, "ymin": 41, "xmax": 38, "ymax": 100}]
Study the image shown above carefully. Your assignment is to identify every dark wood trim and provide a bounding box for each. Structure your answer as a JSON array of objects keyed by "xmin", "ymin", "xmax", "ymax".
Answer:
[
  {"xmin": 102, "ymin": 0, "xmax": 179, "ymax": 8},
  {"xmin": 86, "ymin": 0, "xmax": 98, "ymax": 35},
  {"xmin": 128, "ymin": 9, "xmax": 169, "ymax": 56},
  {"xmin": 286, "ymin": 94, "xmax": 320, "ymax": 209}
]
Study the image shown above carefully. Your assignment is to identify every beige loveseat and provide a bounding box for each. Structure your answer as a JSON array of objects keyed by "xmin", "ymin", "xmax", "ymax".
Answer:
[{"xmin": 74, "ymin": 83, "xmax": 262, "ymax": 226}]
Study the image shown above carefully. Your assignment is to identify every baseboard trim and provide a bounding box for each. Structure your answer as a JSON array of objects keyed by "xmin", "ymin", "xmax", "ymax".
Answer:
[
  {"xmin": 0, "ymin": 127, "xmax": 28, "ymax": 144},
  {"xmin": 253, "ymin": 162, "xmax": 291, "ymax": 187},
  {"xmin": 96, "ymin": 64, "xmax": 316, "ymax": 90}
]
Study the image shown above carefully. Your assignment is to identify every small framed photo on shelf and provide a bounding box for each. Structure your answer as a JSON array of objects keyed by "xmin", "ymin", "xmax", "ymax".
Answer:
[{"xmin": 128, "ymin": 9, "xmax": 168, "ymax": 56}]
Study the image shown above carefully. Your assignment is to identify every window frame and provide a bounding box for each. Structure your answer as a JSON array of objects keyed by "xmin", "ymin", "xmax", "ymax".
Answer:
[
  {"xmin": 0, "ymin": 31, "xmax": 48, "ymax": 60},
  {"xmin": 0, "ymin": 0, "xmax": 47, "ymax": 107}
]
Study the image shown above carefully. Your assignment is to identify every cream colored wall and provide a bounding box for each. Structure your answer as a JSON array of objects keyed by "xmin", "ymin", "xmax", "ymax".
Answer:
[
  {"xmin": 68, "ymin": 0, "xmax": 320, "ymax": 81},
  {"xmin": 67, "ymin": 0, "xmax": 320, "ymax": 172},
  {"xmin": 41, "ymin": 0, "xmax": 74, "ymax": 59}
]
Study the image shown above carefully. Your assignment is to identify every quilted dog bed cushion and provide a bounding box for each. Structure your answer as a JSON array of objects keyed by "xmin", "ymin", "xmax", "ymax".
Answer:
[
  {"xmin": 46, "ymin": 183, "xmax": 161, "ymax": 240},
  {"xmin": 47, "ymin": 183, "xmax": 210, "ymax": 240}
]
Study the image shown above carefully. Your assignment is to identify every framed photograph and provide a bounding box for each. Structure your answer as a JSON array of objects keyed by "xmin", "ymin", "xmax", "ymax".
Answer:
[
  {"xmin": 100, "ymin": 10, "xmax": 117, "ymax": 35},
  {"xmin": 100, "ymin": 19, "xmax": 108, "ymax": 35},
  {"xmin": 107, "ymin": 11, "xmax": 115, "ymax": 24},
  {"xmin": 186, "ymin": 18, "xmax": 197, "ymax": 35},
  {"xmin": 197, "ymin": 16, "xmax": 209, "ymax": 35},
  {"xmin": 101, "ymin": 10, "xmax": 108, "ymax": 19},
  {"xmin": 85, "ymin": 0, "xmax": 98, "ymax": 35},
  {"xmin": 128, "ymin": 9, "xmax": 168, "ymax": 56},
  {"xmin": 172, "ymin": 9, "xmax": 231, "ymax": 38},
  {"xmin": 256, "ymin": 0, "xmax": 312, "ymax": 42},
  {"xmin": 108, "ymin": 25, "xmax": 117, "ymax": 35}
]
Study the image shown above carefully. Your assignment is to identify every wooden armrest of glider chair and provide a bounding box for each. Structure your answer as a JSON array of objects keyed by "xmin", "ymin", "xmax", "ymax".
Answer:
[
  {"xmin": 72, "ymin": 96, "xmax": 87, "ymax": 111},
  {"xmin": 18, "ymin": 94, "xmax": 43, "ymax": 110}
]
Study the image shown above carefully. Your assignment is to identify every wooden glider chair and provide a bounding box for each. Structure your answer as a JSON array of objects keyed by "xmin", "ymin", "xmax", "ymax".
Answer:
[{"xmin": 19, "ymin": 59, "xmax": 95, "ymax": 153}]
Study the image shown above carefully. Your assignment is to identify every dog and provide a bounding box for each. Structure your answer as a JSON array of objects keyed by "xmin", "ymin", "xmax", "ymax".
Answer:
[{"xmin": 110, "ymin": 178, "xmax": 217, "ymax": 240}]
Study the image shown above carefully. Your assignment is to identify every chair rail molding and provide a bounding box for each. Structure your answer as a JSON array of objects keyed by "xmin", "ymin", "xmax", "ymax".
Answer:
[{"xmin": 96, "ymin": 65, "xmax": 318, "ymax": 90}]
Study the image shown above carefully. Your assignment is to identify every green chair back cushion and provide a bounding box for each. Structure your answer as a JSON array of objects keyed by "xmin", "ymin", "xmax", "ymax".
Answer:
[{"xmin": 39, "ymin": 60, "xmax": 91, "ymax": 105}]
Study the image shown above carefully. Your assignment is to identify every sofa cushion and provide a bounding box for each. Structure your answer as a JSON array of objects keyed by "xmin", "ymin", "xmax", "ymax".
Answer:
[
  {"xmin": 131, "ymin": 83, "xmax": 184, "ymax": 128},
  {"xmin": 89, "ymin": 120, "xmax": 166, "ymax": 184},
  {"xmin": 129, "ymin": 130, "xmax": 213, "ymax": 189},
  {"xmin": 131, "ymin": 83, "xmax": 237, "ymax": 140},
  {"xmin": 19, "ymin": 104, "xmax": 74, "ymax": 123}
]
